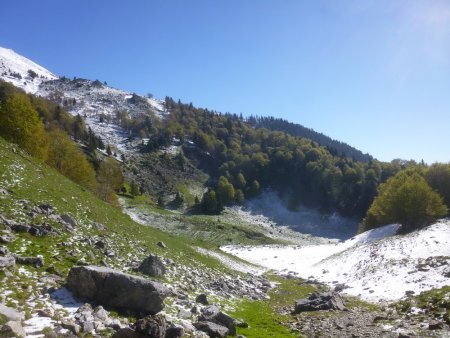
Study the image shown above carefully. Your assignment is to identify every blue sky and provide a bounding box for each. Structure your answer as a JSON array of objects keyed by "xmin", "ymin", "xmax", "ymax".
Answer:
[{"xmin": 1, "ymin": 0, "xmax": 449, "ymax": 163}]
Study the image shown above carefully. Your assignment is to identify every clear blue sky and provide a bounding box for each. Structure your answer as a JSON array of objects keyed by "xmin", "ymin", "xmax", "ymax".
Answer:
[{"xmin": 1, "ymin": 0, "xmax": 449, "ymax": 163}]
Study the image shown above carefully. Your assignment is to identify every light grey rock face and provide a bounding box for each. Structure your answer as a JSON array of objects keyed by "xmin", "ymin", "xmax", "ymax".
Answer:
[
  {"xmin": 0, "ymin": 320, "xmax": 26, "ymax": 338},
  {"xmin": 294, "ymin": 291, "xmax": 346, "ymax": 313},
  {"xmin": 67, "ymin": 265, "xmax": 169, "ymax": 315},
  {"xmin": 0, "ymin": 247, "xmax": 15, "ymax": 269},
  {"xmin": 0, "ymin": 304, "xmax": 25, "ymax": 322},
  {"xmin": 137, "ymin": 255, "xmax": 166, "ymax": 277}
]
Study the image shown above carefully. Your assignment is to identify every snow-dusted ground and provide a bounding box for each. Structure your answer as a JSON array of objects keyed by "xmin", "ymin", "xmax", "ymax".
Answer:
[
  {"xmin": 222, "ymin": 220, "xmax": 450, "ymax": 303},
  {"xmin": 195, "ymin": 247, "xmax": 265, "ymax": 275}
]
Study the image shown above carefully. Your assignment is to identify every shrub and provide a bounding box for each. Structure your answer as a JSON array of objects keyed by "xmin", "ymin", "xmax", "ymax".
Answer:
[{"xmin": 361, "ymin": 170, "xmax": 447, "ymax": 233}]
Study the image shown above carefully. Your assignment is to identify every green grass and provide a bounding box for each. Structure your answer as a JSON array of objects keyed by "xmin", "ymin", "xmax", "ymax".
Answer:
[{"xmin": 229, "ymin": 276, "xmax": 319, "ymax": 338}]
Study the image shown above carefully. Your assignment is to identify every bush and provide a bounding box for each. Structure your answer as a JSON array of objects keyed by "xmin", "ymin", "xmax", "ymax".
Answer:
[
  {"xmin": 361, "ymin": 170, "xmax": 447, "ymax": 233},
  {"xmin": 46, "ymin": 128, "xmax": 96, "ymax": 190},
  {"xmin": 0, "ymin": 92, "xmax": 49, "ymax": 160}
]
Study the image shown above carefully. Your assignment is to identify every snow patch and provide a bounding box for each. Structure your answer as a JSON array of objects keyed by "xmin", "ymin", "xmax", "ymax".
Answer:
[{"xmin": 222, "ymin": 221, "xmax": 450, "ymax": 302}]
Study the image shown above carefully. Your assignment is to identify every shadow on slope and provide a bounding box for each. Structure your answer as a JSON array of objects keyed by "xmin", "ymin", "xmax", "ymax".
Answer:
[{"xmin": 244, "ymin": 191, "xmax": 359, "ymax": 240}]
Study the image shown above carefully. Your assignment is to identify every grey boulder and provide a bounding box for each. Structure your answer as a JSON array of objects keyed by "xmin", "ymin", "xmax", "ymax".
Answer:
[
  {"xmin": 198, "ymin": 305, "xmax": 235, "ymax": 335},
  {"xmin": 137, "ymin": 255, "xmax": 166, "ymax": 277},
  {"xmin": 67, "ymin": 265, "xmax": 169, "ymax": 314},
  {"xmin": 294, "ymin": 291, "xmax": 346, "ymax": 313}
]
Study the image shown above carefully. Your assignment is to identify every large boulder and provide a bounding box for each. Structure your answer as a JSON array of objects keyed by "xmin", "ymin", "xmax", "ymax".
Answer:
[
  {"xmin": 294, "ymin": 292, "xmax": 346, "ymax": 313},
  {"xmin": 137, "ymin": 255, "xmax": 166, "ymax": 277},
  {"xmin": 67, "ymin": 266, "xmax": 169, "ymax": 314}
]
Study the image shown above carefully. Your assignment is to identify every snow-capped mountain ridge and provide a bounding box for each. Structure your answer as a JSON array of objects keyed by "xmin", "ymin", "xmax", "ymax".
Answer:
[
  {"xmin": 0, "ymin": 47, "xmax": 167, "ymax": 155},
  {"xmin": 0, "ymin": 47, "xmax": 57, "ymax": 93}
]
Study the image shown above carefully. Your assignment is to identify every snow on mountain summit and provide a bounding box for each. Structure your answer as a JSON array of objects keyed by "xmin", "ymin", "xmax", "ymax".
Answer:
[
  {"xmin": 0, "ymin": 46, "xmax": 168, "ymax": 155},
  {"xmin": 0, "ymin": 47, "xmax": 57, "ymax": 93}
]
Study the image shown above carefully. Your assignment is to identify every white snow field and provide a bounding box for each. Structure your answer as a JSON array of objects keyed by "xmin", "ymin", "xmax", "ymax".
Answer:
[
  {"xmin": 222, "ymin": 220, "xmax": 450, "ymax": 302},
  {"xmin": 0, "ymin": 46, "xmax": 57, "ymax": 93}
]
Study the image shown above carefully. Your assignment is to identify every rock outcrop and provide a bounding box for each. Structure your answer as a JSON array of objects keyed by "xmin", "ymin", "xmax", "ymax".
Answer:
[
  {"xmin": 67, "ymin": 265, "xmax": 169, "ymax": 314},
  {"xmin": 196, "ymin": 305, "xmax": 236, "ymax": 336},
  {"xmin": 294, "ymin": 292, "xmax": 346, "ymax": 313}
]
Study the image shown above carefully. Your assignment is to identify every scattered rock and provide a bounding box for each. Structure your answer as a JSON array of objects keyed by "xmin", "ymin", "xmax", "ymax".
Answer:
[
  {"xmin": 0, "ymin": 247, "xmax": 15, "ymax": 269},
  {"xmin": 195, "ymin": 293, "xmax": 209, "ymax": 305},
  {"xmin": 61, "ymin": 319, "xmax": 81, "ymax": 334},
  {"xmin": 37, "ymin": 308, "xmax": 54, "ymax": 318},
  {"xmin": 138, "ymin": 255, "xmax": 166, "ymax": 277},
  {"xmin": 165, "ymin": 325, "xmax": 184, "ymax": 338},
  {"xmin": 198, "ymin": 305, "xmax": 236, "ymax": 335},
  {"xmin": 9, "ymin": 223, "xmax": 31, "ymax": 233},
  {"xmin": 60, "ymin": 214, "xmax": 76, "ymax": 227},
  {"xmin": 294, "ymin": 292, "xmax": 346, "ymax": 313},
  {"xmin": 0, "ymin": 234, "xmax": 14, "ymax": 243},
  {"xmin": 67, "ymin": 265, "xmax": 169, "ymax": 314},
  {"xmin": 135, "ymin": 314, "xmax": 166, "ymax": 336},
  {"xmin": 95, "ymin": 240, "xmax": 106, "ymax": 249},
  {"xmin": 428, "ymin": 320, "xmax": 443, "ymax": 330},
  {"xmin": 112, "ymin": 327, "xmax": 148, "ymax": 338},
  {"xmin": 14, "ymin": 255, "xmax": 44, "ymax": 268},
  {"xmin": 194, "ymin": 321, "xmax": 229, "ymax": 338}
]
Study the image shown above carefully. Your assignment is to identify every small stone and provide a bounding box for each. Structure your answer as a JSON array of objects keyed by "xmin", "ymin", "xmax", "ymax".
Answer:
[
  {"xmin": 37, "ymin": 308, "xmax": 54, "ymax": 318},
  {"xmin": 196, "ymin": 293, "xmax": 208, "ymax": 305},
  {"xmin": 165, "ymin": 325, "xmax": 184, "ymax": 338},
  {"xmin": 61, "ymin": 319, "xmax": 80, "ymax": 334},
  {"xmin": 428, "ymin": 320, "xmax": 443, "ymax": 330},
  {"xmin": 157, "ymin": 241, "xmax": 167, "ymax": 249},
  {"xmin": 60, "ymin": 214, "xmax": 76, "ymax": 227}
]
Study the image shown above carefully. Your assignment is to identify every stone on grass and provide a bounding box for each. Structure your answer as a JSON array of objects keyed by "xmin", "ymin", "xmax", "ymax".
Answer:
[
  {"xmin": 195, "ymin": 293, "xmax": 208, "ymax": 305},
  {"xmin": 14, "ymin": 256, "xmax": 44, "ymax": 268},
  {"xmin": 135, "ymin": 314, "xmax": 166, "ymax": 336},
  {"xmin": 138, "ymin": 255, "xmax": 166, "ymax": 277},
  {"xmin": 198, "ymin": 305, "xmax": 236, "ymax": 335},
  {"xmin": 67, "ymin": 265, "xmax": 169, "ymax": 314},
  {"xmin": 194, "ymin": 321, "xmax": 229, "ymax": 338}
]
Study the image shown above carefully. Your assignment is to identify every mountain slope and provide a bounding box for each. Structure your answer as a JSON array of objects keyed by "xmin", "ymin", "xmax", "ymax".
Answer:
[{"xmin": 0, "ymin": 47, "xmax": 56, "ymax": 93}]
